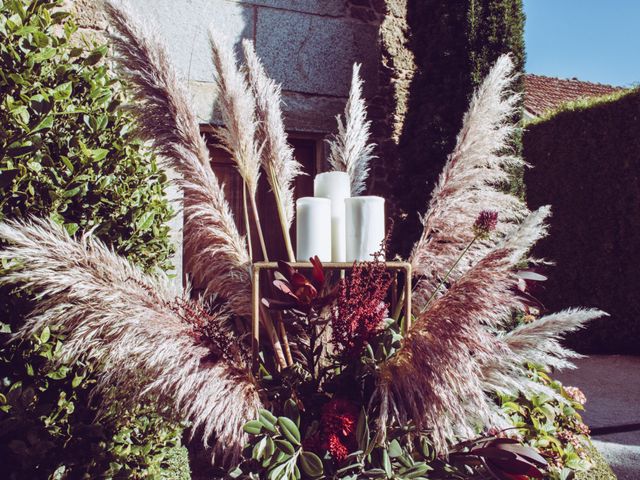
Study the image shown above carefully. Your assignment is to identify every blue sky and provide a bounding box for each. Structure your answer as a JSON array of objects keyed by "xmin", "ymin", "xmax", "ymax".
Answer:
[{"xmin": 524, "ymin": 0, "xmax": 640, "ymax": 87}]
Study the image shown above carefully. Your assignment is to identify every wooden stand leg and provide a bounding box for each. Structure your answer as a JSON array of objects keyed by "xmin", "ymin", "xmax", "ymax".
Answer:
[
  {"xmin": 404, "ymin": 264, "xmax": 412, "ymax": 333},
  {"xmin": 252, "ymin": 266, "xmax": 260, "ymax": 372}
]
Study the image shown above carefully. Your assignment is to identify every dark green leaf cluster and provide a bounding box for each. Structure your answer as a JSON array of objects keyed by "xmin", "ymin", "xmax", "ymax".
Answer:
[
  {"xmin": 0, "ymin": 0, "xmax": 174, "ymax": 270},
  {"xmin": 231, "ymin": 404, "xmax": 324, "ymax": 480},
  {"xmin": 235, "ymin": 406, "xmax": 485, "ymax": 480},
  {"xmin": 0, "ymin": 0, "xmax": 186, "ymax": 478}
]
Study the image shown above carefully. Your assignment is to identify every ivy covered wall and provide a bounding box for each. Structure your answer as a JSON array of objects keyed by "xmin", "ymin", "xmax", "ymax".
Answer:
[{"xmin": 390, "ymin": 0, "xmax": 525, "ymax": 257}]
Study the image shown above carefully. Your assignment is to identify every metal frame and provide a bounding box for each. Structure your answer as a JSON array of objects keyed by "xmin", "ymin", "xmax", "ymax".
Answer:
[{"xmin": 251, "ymin": 261, "xmax": 412, "ymax": 370}]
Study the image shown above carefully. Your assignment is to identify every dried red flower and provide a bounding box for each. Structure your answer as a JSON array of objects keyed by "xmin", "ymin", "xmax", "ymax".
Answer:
[
  {"xmin": 331, "ymin": 257, "xmax": 392, "ymax": 356},
  {"xmin": 325, "ymin": 433, "xmax": 349, "ymax": 462},
  {"xmin": 320, "ymin": 398, "xmax": 359, "ymax": 462},
  {"xmin": 473, "ymin": 210, "xmax": 499, "ymax": 238},
  {"xmin": 322, "ymin": 398, "xmax": 358, "ymax": 437}
]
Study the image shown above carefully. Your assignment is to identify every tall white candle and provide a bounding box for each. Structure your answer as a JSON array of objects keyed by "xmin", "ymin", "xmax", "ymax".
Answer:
[
  {"xmin": 296, "ymin": 197, "xmax": 332, "ymax": 262},
  {"xmin": 314, "ymin": 172, "xmax": 351, "ymax": 262},
  {"xmin": 345, "ymin": 196, "xmax": 385, "ymax": 262}
]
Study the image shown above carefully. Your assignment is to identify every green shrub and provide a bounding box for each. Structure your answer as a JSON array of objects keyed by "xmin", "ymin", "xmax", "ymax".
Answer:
[
  {"xmin": 499, "ymin": 367, "xmax": 593, "ymax": 479},
  {"xmin": 576, "ymin": 441, "xmax": 617, "ymax": 480},
  {"xmin": 524, "ymin": 89, "xmax": 640, "ymax": 354},
  {"xmin": 0, "ymin": 0, "xmax": 189, "ymax": 477}
]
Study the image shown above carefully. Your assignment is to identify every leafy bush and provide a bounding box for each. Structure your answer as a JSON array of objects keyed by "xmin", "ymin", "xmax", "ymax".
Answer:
[
  {"xmin": 499, "ymin": 367, "xmax": 593, "ymax": 480},
  {"xmin": 0, "ymin": 0, "xmax": 189, "ymax": 477},
  {"xmin": 524, "ymin": 89, "xmax": 640, "ymax": 354}
]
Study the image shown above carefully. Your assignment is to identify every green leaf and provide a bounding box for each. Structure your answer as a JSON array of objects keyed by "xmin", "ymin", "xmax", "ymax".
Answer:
[
  {"xmin": 283, "ymin": 399, "xmax": 300, "ymax": 426},
  {"xmin": 265, "ymin": 436, "xmax": 276, "ymax": 457},
  {"xmin": 60, "ymin": 156, "xmax": 74, "ymax": 174},
  {"xmin": 91, "ymin": 148, "xmax": 109, "ymax": 161},
  {"xmin": 259, "ymin": 408, "xmax": 278, "ymax": 425},
  {"xmin": 268, "ymin": 461, "xmax": 289, "ymax": 480},
  {"xmin": 62, "ymin": 186, "xmax": 81, "ymax": 198},
  {"xmin": 40, "ymin": 326, "xmax": 50, "ymax": 343},
  {"xmin": 299, "ymin": 451, "xmax": 323, "ymax": 478},
  {"xmin": 243, "ymin": 420, "xmax": 263, "ymax": 435},
  {"xmin": 381, "ymin": 449, "xmax": 392, "ymax": 478},
  {"xmin": 252, "ymin": 437, "xmax": 267, "ymax": 460},
  {"xmin": 63, "ymin": 223, "xmax": 79, "ymax": 236},
  {"xmin": 275, "ymin": 439, "xmax": 295, "ymax": 455},
  {"xmin": 277, "ymin": 417, "xmax": 301, "ymax": 446},
  {"xmin": 32, "ymin": 115, "xmax": 53, "ymax": 133},
  {"xmin": 32, "ymin": 47, "xmax": 56, "ymax": 62},
  {"xmin": 388, "ymin": 439, "xmax": 403, "ymax": 458},
  {"xmin": 11, "ymin": 105, "xmax": 29, "ymax": 124},
  {"xmin": 356, "ymin": 408, "xmax": 370, "ymax": 452},
  {"xmin": 403, "ymin": 463, "xmax": 432, "ymax": 478},
  {"xmin": 32, "ymin": 30, "xmax": 49, "ymax": 47},
  {"xmin": 52, "ymin": 81, "xmax": 72, "ymax": 100},
  {"xmin": 136, "ymin": 211, "xmax": 155, "ymax": 231},
  {"xmin": 46, "ymin": 365, "xmax": 69, "ymax": 380},
  {"xmin": 27, "ymin": 160, "xmax": 42, "ymax": 173},
  {"xmin": 71, "ymin": 374, "xmax": 84, "ymax": 388}
]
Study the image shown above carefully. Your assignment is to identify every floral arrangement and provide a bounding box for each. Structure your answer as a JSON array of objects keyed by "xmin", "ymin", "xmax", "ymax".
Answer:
[{"xmin": 0, "ymin": 2, "xmax": 607, "ymax": 479}]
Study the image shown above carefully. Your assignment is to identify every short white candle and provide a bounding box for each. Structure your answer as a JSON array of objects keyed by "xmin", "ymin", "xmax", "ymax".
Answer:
[
  {"xmin": 314, "ymin": 172, "xmax": 350, "ymax": 262},
  {"xmin": 345, "ymin": 196, "xmax": 385, "ymax": 262},
  {"xmin": 296, "ymin": 197, "xmax": 332, "ymax": 262}
]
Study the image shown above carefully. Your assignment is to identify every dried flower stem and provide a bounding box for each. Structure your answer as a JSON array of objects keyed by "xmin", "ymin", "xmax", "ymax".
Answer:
[
  {"xmin": 250, "ymin": 195, "xmax": 269, "ymax": 261},
  {"xmin": 243, "ymin": 182, "xmax": 253, "ymax": 260},
  {"xmin": 421, "ymin": 236, "xmax": 479, "ymax": 312},
  {"xmin": 248, "ymin": 198, "xmax": 294, "ymax": 367},
  {"xmin": 242, "ymin": 40, "xmax": 300, "ymax": 262},
  {"xmin": 273, "ymin": 185, "xmax": 295, "ymax": 262},
  {"xmin": 261, "ymin": 304, "xmax": 287, "ymax": 369}
]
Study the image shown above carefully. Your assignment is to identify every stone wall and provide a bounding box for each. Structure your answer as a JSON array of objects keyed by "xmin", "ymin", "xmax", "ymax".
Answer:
[
  {"xmin": 71, "ymin": 0, "xmax": 383, "ymax": 134},
  {"xmin": 68, "ymin": 0, "xmax": 416, "ymax": 267}
]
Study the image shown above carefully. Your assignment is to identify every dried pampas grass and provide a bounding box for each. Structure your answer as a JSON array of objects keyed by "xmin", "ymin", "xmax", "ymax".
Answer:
[
  {"xmin": 209, "ymin": 29, "xmax": 270, "ymax": 261},
  {"xmin": 209, "ymin": 30, "xmax": 262, "ymax": 200},
  {"xmin": 379, "ymin": 204, "xmax": 606, "ymax": 452},
  {"xmin": 410, "ymin": 54, "xmax": 528, "ymax": 311},
  {"xmin": 243, "ymin": 39, "xmax": 301, "ymax": 261},
  {"xmin": 328, "ymin": 63, "xmax": 375, "ymax": 195},
  {"xmin": 0, "ymin": 217, "xmax": 261, "ymax": 464},
  {"xmin": 104, "ymin": 1, "xmax": 252, "ymax": 317},
  {"xmin": 378, "ymin": 242, "xmax": 525, "ymax": 452}
]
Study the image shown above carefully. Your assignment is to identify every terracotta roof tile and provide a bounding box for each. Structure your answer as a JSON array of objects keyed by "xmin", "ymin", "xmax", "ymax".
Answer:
[{"xmin": 524, "ymin": 74, "xmax": 626, "ymax": 117}]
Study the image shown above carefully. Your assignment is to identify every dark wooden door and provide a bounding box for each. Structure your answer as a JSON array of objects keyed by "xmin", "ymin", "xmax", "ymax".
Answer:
[{"xmin": 193, "ymin": 136, "xmax": 319, "ymax": 263}]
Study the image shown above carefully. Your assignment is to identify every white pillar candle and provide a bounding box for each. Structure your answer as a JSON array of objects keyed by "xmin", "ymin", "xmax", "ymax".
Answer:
[
  {"xmin": 296, "ymin": 197, "xmax": 332, "ymax": 262},
  {"xmin": 314, "ymin": 172, "xmax": 351, "ymax": 262},
  {"xmin": 345, "ymin": 196, "xmax": 386, "ymax": 262}
]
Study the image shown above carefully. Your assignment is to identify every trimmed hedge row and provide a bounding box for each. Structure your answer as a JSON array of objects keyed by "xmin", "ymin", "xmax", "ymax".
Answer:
[{"xmin": 524, "ymin": 89, "xmax": 640, "ymax": 354}]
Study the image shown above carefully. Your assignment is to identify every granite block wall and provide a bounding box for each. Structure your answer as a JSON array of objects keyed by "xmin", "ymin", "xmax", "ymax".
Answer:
[
  {"xmin": 70, "ymin": 0, "xmax": 385, "ymax": 134},
  {"xmin": 67, "ymin": 0, "xmax": 415, "ymax": 278}
]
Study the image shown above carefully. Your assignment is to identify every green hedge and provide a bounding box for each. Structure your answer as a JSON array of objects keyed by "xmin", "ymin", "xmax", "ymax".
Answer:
[
  {"xmin": 0, "ymin": 0, "xmax": 190, "ymax": 477},
  {"xmin": 524, "ymin": 89, "xmax": 640, "ymax": 354}
]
